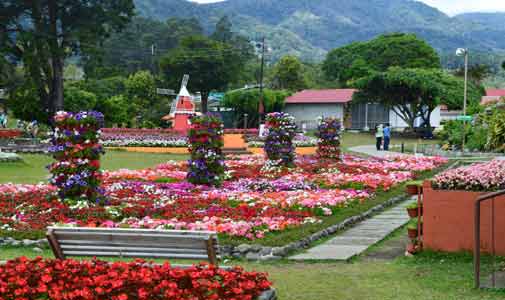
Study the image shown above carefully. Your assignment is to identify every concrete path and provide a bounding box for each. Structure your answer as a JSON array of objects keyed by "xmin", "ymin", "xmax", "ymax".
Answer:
[
  {"xmin": 349, "ymin": 145, "xmax": 407, "ymax": 158},
  {"xmin": 289, "ymin": 198, "xmax": 414, "ymax": 261}
]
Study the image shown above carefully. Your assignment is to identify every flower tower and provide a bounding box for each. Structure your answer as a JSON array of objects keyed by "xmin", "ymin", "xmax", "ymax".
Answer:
[
  {"xmin": 264, "ymin": 112, "xmax": 297, "ymax": 167},
  {"xmin": 49, "ymin": 111, "xmax": 105, "ymax": 204},
  {"xmin": 316, "ymin": 117, "xmax": 342, "ymax": 160},
  {"xmin": 187, "ymin": 114, "xmax": 225, "ymax": 186}
]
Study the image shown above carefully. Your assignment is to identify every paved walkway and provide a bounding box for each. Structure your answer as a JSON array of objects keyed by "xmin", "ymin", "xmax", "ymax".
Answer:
[
  {"xmin": 348, "ymin": 145, "xmax": 406, "ymax": 158},
  {"xmin": 289, "ymin": 198, "xmax": 414, "ymax": 261}
]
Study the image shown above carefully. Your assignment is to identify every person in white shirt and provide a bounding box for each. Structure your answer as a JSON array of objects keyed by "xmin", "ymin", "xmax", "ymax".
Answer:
[{"xmin": 375, "ymin": 124, "xmax": 384, "ymax": 151}]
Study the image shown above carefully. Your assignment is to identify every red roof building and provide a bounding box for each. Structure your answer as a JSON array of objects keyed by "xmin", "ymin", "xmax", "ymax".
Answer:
[
  {"xmin": 481, "ymin": 89, "xmax": 505, "ymax": 105},
  {"xmin": 485, "ymin": 89, "xmax": 505, "ymax": 97},
  {"xmin": 285, "ymin": 89, "xmax": 356, "ymax": 104}
]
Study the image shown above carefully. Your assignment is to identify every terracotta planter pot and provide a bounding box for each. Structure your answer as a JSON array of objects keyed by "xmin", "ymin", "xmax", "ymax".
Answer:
[
  {"xmin": 407, "ymin": 227, "xmax": 418, "ymax": 239},
  {"xmin": 406, "ymin": 242, "xmax": 421, "ymax": 254},
  {"xmin": 406, "ymin": 184, "xmax": 419, "ymax": 195},
  {"xmin": 407, "ymin": 207, "xmax": 418, "ymax": 218}
]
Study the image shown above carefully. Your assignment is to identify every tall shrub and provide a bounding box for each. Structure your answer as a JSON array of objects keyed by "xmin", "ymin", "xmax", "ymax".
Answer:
[
  {"xmin": 264, "ymin": 112, "xmax": 297, "ymax": 167},
  {"xmin": 49, "ymin": 111, "xmax": 105, "ymax": 204},
  {"xmin": 187, "ymin": 114, "xmax": 225, "ymax": 186},
  {"xmin": 316, "ymin": 117, "xmax": 342, "ymax": 159}
]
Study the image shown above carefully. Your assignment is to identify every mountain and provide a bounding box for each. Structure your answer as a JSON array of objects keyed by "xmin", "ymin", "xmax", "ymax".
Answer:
[
  {"xmin": 455, "ymin": 12, "xmax": 505, "ymax": 29},
  {"xmin": 134, "ymin": 0, "xmax": 505, "ymax": 62}
]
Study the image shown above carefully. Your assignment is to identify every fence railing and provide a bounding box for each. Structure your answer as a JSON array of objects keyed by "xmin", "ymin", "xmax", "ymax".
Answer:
[{"xmin": 474, "ymin": 190, "xmax": 505, "ymax": 289}]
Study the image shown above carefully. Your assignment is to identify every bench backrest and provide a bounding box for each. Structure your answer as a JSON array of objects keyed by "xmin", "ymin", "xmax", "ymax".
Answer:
[{"xmin": 47, "ymin": 227, "xmax": 220, "ymax": 265}]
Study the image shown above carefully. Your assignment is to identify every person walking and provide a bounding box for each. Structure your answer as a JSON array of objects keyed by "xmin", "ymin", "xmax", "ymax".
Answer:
[
  {"xmin": 383, "ymin": 123, "xmax": 391, "ymax": 151},
  {"xmin": 375, "ymin": 124, "xmax": 383, "ymax": 151}
]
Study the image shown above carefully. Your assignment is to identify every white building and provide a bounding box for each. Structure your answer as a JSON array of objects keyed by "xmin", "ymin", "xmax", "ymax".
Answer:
[
  {"xmin": 283, "ymin": 89, "xmax": 441, "ymax": 130},
  {"xmin": 284, "ymin": 89, "xmax": 354, "ymax": 130}
]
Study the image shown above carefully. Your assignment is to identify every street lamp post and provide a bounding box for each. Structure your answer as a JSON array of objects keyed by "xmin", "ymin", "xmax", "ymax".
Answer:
[{"xmin": 456, "ymin": 48, "xmax": 469, "ymax": 151}]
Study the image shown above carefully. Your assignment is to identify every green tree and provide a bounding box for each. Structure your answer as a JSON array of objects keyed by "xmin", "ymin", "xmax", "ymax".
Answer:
[
  {"xmin": 83, "ymin": 17, "xmax": 203, "ymax": 78},
  {"xmin": 97, "ymin": 95, "xmax": 131, "ymax": 126},
  {"xmin": 354, "ymin": 68, "xmax": 445, "ymax": 132},
  {"xmin": 211, "ymin": 16, "xmax": 233, "ymax": 43},
  {"xmin": 223, "ymin": 88, "xmax": 289, "ymax": 127},
  {"xmin": 160, "ymin": 35, "xmax": 245, "ymax": 113},
  {"xmin": 437, "ymin": 73, "xmax": 484, "ymax": 110},
  {"xmin": 63, "ymin": 86, "xmax": 97, "ymax": 113},
  {"xmin": 0, "ymin": 1, "xmax": 134, "ymax": 116},
  {"xmin": 125, "ymin": 70, "xmax": 157, "ymax": 122},
  {"xmin": 454, "ymin": 64, "xmax": 491, "ymax": 85},
  {"xmin": 270, "ymin": 55, "xmax": 307, "ymax": 91},
  {"xmin": 323, "ymin": 33, "xmax": 441, "ymax": 86}
]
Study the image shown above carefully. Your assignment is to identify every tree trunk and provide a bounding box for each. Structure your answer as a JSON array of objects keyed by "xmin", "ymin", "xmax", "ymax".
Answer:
[
  {"xmin": 52, "ymin": 57, "xmax": 64, "ymax": 112},
  {"xmin": 391, "ymin": 105, "xmax": 415, "ymax": 131},
  {"xmin": 48, "ymin": 0, "xmax": 64, "ymax": 113},
  {"xmin": 201, "ymin": 91, "xmax": 209, "ymax": 114}
]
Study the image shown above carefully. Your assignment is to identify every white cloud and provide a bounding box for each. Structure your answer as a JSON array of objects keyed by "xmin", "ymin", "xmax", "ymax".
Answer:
[{"xmin": 418, "ymin": 0, "xmax": 505, "ymax": 15}]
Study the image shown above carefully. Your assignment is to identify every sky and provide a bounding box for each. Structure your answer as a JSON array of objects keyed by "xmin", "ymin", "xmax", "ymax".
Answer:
[{"xmin": 189, "ymin": 0, "xmax": 505, "ymax": 16}]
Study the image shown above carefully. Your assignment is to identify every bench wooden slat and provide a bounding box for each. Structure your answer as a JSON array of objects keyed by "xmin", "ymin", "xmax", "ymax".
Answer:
[
  {"xmin": 62, "ymin": 251, "xmax": 212, "ymax": 259},
  {"xmin": 49, "ymin": 227, "xmax": 216, "ymax": 235},
  {"xmin": 58, "ymin": 239, "xmax": 217, "ymax": 249},
  {"xmin": 53, "ymin": 231, "xmax": 212, "ymax": 240},
  {"xmin": 60, "ymin": 245, "xmax": 209, "ymax": 254}
]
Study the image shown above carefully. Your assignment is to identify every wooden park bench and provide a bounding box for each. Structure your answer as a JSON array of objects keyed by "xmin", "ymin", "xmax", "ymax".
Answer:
[
  {"xmin": 46, "ymin": 226, "xmax": 221, "ymax": 265},
  {"xmin": 45, "ymin": 226, "xmax": 277, "ymax": 300}
]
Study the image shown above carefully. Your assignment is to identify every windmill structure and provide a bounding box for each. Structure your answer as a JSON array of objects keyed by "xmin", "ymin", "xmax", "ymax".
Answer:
[{"xmin": 166, "ymin": 74, "xmax": 198, "ymax": 132}]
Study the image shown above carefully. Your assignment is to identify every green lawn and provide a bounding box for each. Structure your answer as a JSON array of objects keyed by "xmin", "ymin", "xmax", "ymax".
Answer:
[{"xmin": 0, "ymin": 151, "xmax": 188, "ymax": 184}]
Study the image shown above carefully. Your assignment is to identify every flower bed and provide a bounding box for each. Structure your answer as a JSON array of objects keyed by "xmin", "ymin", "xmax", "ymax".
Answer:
[
  {"xmin": 101, "ymin": 129, "xmax": 187, "ymax": 148},
  {"xmin": 247, "ymin": 134, "xmax": 317, "ymax": 148},
  {"xmin": 432, "ymin": 159, "xmax": 505, "ymax": 191},
  {"xmin": 0, "ymin": 154, "xmax": 447, "ymax": 241},
  {"xmin": 0, "ymin": 257, "xmax": 272, "ymax": 300},
  {"xmin": 102, "ymin": 135, "xmax": 188, "ymax": 148},
  {"xmin": 0, "ymin": 129, "xmax": 22, "ymax": 139}
]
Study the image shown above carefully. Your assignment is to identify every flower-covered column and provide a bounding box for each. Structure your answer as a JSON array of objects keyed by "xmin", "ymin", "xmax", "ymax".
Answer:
[
  {"xmin": 187, "ymin": 114, "xmax": 225, "ymax": 186},
  {"xmin": 49, "ymin": 111, "xmax": 105, "ymax": 204},
  {"xmin": 264, "ymin": 112, "xmax": 297, "ymax": 167},
  {"xmin": 316, "ymin": 117, "xmax": 342, "ymax": 160}
]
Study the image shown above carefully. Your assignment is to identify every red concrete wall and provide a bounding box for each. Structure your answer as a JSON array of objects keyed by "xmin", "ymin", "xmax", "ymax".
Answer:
[{"xmin": 423, "ymin": 181, "xmax": 505, "ymax": 255}]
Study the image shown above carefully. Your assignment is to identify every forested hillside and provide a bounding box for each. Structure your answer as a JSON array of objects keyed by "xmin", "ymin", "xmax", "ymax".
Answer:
[{"xmin": 134, "ymin": 0, "xmax": 505, "ymax": 62}]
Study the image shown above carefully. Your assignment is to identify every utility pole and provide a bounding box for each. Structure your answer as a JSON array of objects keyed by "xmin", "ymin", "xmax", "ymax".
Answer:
[
  {"xmin": 462, "ymin": 50, "xmax": 468, "ymax": 152},
  {"xmin": 258, "ymin": 37, "xmax": 265, "ymax": 124},
  {"xmin": 151, "ymin": 44, "xmax": 156, "ymax": 75}
]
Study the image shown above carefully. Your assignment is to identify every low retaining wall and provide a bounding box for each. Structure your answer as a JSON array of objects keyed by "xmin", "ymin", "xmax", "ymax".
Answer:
[{"xmin": 423, "ymin": 181, "xmax": 505, "ymax": 255}]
